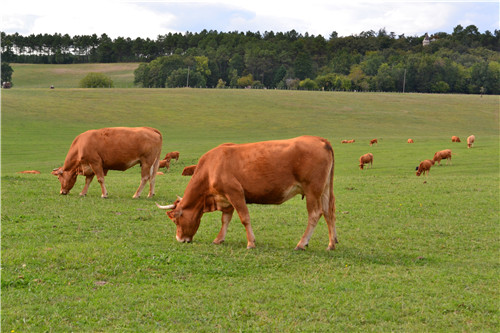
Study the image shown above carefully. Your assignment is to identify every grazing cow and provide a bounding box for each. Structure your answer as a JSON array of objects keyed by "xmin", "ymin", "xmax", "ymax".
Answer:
[
  {"xmin": 369, "ymin": 139, "xmax": 378, "ymax": 146},
  {"xmin": 407, "ymin": 139, "xmax": 414, "ymax": 143},
  {"xmin": 156, "ymin": 136, "xmax": 337, "ymax": 250},
  {"xmin": 17, "ymin": 170, "xmax": 41, "ymax": 174},
  {"xmin": 2, "ymin": 82, "xmax": 12, "ymax": 89},
  {"xmin": 163, "ymin": 151, "xmax": 180, "ymax": 162},
  {"xmin": 181, "ymin": 165, "xmax": 197, "ymax": 176},
  {"xmin": 416, "ymin": 159, "xmax": 435, "ymax": 176},
  {"xmin": 467, "ymin": 135, "xmax": 475, "ymax": 148},
  {"xmin": 342, "ymin": 139, "xmax": 355, "ymax": 144},
  {"xmin": 359, "ymin": 153, "xmax": 373, "ymax": 170},
  {"xmin": 159, "ymin": 159, "xmax": 171, "ymax": 170},
  {"xmin": 52, "ymin": 127, "xmax": 162, "ymax": 198},
  {"xmin": 451, "ymin": 136, "xmax": 461, "ymax": 143},
  {"xmin": 433, "ymin": 149, "xmax": 453, "ymax": 165}
]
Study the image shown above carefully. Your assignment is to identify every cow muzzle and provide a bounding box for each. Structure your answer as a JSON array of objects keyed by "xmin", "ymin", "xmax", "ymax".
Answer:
[
  {"xmin": 176, "ymin": 235, "xmax": 192, "ymax": 243},
  {"xmin": 60, "ymin": 190, "xmax": 68, "ymax": 195}
]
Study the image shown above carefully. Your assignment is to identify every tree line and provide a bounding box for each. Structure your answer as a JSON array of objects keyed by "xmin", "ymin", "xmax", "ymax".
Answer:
[{"xmin": 1, "ymin": 25, "xmax": 499, "ymax": 94}]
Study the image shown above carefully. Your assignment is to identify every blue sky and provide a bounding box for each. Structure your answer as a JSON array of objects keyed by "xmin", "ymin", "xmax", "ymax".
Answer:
[{"xmin": 2, "ymin": 1, "xmax": 498, "ymax": 39}]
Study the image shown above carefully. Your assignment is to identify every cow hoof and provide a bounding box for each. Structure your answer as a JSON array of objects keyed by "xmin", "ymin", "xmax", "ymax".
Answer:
[
  {"xmin": 246, "ymin": 244, "xmax": 256, "ymax": 249},
  {"xmin": 294, "ymin": 246, "xmax": 306, "ymax": 251},
  {"xmin": 79, "ymin": 193, "xmax": 87, "ymax": 197},
  {"xmin": 213, "ymin": 239, "xmax": 224, "ymax": 245},
  {"xmin": 101, "ymin": 194, "xmax": 108, "ymax": 198},
  {"xmin": 327, "ymin": 245, "xmax": 336, "ymax": 251}
]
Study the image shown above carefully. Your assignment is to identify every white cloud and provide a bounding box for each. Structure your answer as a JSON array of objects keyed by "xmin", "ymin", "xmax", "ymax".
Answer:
[{"xmin": 1, "ymin": 0, "xmax": 498, "ymax": 39}]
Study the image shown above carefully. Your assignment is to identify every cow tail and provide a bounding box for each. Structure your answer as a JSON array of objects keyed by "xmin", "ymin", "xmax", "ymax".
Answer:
[{"xmin": 328, "ymin": 149, "xmax": 335, "ymax": 220}]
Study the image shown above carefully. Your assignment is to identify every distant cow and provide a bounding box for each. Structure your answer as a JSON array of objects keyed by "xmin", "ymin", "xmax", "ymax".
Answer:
[
  {"xmin": 163, "ymin": 151, "xmax": 180, "ymax": 162},
  {"xmin": 181, "ymin": 165, "xmax": 197, "ymax": 176},
  {"xmin": 52, "ymin": 127, "xmax": 162, "ymax": 198},
  {"xmin": 359, "ymin": 153, "xmax": 373, "ymax": 170},
  {"xmin": 467, "ymin": 135, "xmax": 475, "ymax": 148},
  {"xmin": 342, "ymin": 139, "xmax": 355, "ymax": 144},
  {"xmin": 2, "ymin": 82, "xmax": 11, "ymax": 89},
  {"xmin": 451, "ymin": 136, "xmax": 461, "ymax": 143},
  {"xmin": 433, "ymin": 149, "xmax": 453, "ymax": 165},
  {"xmin": 17, "ymin": 170, "xmax": 41, "ymax": 174},
  {"xmin": 159, "ymin": 159, "xmax": 171, "ymax": 170},
  {"xmin": 156, "ymin": 136, "xmax": 337, "ymax": 250},
  {"xmin": 407, "ymin": 139, "xmax": 414, "ymax": 143},
  {"xmin": 369, "ymin": 139, "xmax": 378, "ymax": 146},
  {"xmin": 416, "ymin": 159, "xmax": 435, "ymax": 176}
]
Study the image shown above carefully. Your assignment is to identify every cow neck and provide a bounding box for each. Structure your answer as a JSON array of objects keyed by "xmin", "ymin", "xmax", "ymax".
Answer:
[
  {"xmin": 181, "ymin": 174, "xmax": 207, "ymax": 213},
  {"xmin": 62, "ymin": 148, "xmax": 80, "ymax": 172}
]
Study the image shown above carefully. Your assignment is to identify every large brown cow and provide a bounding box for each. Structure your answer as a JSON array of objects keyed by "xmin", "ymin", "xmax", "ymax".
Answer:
[
  {"xmin": 467, "ymin": 135, "xmax": 475, "ymax": 148},
  {"xmin": 359, "ymin": 153, "xmax": 373, "ymax": 170},
  {"xmin": 433, "ymin": 149, "xmax": 453, "ymax": 165},
  {"xmin": 156, "ymin": 136, "xmax": 337, "ymax": 250},
  {"xmin": 52, "ymin": 127, "xmax": 162, "ymax": 198},
  {"xmin": 416, "ymin": 159, "xmax": 435, "ymax": 176}
]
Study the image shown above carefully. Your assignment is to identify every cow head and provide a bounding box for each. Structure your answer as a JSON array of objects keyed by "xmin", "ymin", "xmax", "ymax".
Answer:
[
  {"xmin": 157, "ymin": 195, "xmax": 215, "ymax": 243},
  {"xmin": 52, "ymin": 167, "xmax": 78, "ymax": 195}
]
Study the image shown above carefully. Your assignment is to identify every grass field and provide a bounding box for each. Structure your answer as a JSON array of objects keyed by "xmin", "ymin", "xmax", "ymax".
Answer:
[{"xmin": 2, "ymin": 64, "xmax": 499, "ymax": 332}]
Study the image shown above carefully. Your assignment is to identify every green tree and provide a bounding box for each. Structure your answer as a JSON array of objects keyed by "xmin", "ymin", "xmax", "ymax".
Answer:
[
  {"xmin": 237, "ymin": 74, "xmax": 254, "ymax": 87},
  {"xmin": 299, "ymin": 78, "xmax": 319, "ymax": 90},
  {"xmin": 1, "ymin": 62, "xmax": 14, "ymax": 83},
  {"xmin": 79, "ymin": 72, "xmax": 114, "ymax": 88}
]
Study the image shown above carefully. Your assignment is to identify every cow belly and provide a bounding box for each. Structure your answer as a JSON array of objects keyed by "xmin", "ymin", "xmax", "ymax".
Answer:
[{"xmin": 245, "ymin": 184, "xmax": 303, "ymax": 204}]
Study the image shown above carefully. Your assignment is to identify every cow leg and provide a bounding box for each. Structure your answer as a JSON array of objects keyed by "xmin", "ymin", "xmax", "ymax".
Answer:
[
  {"xmin": 90, "ymin": 164, "xmax": 108, "ymax": 198},
  {"xmin": 80, "ymin": 174, "xmax": 94, "ymax": 196},
  {"xmin": 147, "ymin": 158, "xmax": 160, "ymax": 198},
  {"xmin": 321, "ymin": 191, "xmax": 337, "ymax": 250},
  {"xmin": 133, "ymin": 163, "xmax": 153, "ymax": 198},
  {"xmin": 213, "ymin": 207, "xmax": 234, "ymax": 244},
  {"xmin": 225, "ymin": 193, "xmax": 255, "ymax": 249},
  {"xmin": 295, "ymin": 194, "xmax": 323, "ymax": 250}
]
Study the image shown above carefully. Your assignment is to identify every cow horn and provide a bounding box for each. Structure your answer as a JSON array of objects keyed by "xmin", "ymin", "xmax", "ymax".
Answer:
[
  {"xmin": 155, "ymin": 202, "xmax": 176, "ymax": 210},
  {"xmin": 177, "ymin": 195, "xmax": 183, "ymax": 201}
]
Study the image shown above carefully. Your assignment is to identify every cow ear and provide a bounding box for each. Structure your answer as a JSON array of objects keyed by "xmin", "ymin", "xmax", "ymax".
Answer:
[
  {"xmin": 51, "ymin": 167, "xmax": 62, "ymax": 176},
  {"xmin": 203, "ymin": 195, "xmax": 217, "ymax": 213},
  {"xmin": 167, "ymin": 209, "xmax": 182, "ymax": 220}
]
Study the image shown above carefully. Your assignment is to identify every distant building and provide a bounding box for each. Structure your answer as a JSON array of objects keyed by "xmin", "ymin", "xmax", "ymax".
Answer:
[{"xmin": 422, "ymin": 33, "xmax": 436, "ymax": 46}]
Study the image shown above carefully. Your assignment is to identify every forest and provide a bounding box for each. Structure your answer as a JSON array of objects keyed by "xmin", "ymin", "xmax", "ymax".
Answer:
[{"xmin": 1, "ymin": 25, "xmax": 499, "ymax": 94}]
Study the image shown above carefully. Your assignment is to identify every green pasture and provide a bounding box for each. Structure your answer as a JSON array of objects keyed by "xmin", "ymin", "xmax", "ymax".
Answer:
[
  {"xmin": 9, "ymin": 63, "xmax": 139, "ymax": 88},
  {"xmin": 1, "ymin": 67, "xmax": 499, "ymax": 332}
]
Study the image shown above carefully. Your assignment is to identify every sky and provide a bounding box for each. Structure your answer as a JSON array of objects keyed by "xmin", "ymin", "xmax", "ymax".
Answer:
[{"xmin": 1, "ymin": 0, "xmax": 499, "ymax": 40}]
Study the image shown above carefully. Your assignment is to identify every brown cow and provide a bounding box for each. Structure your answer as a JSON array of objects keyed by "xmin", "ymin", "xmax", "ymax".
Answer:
[
  {"xmin": 407, "ymin": 139, "xmax": 414, "ymax": 143},
  {"xmin": 467, "ymin": 135, "xmax": 475, "ymax": 148},
  {"xmin": 341, "ymin": 139, "xmax": 355, "ymax": 144},
  {"xmin": 18, "ymin": 170, "xmax": 41, "ymax": 174},
  {"xmin": 451, "ymin": 136, "xmax": 461, "ymax": 143},
  {"xmin": 416, "ymin": 159, "xmax": 435, "ymax": 176},
  {"xmin": 156, "ymin": 136, "xmax": 336, "ymax": 250},
  {"xmin": 159, "ymin": 159, "xmax": 171, "ymax": 170},
  {"xmin": 52, "ymin": 127, "xmax": 162, "ymax": 198},
  {"xmin": 359, "ymin": 153, "xmax": 373, "ymax": 170},
  {"xmin": 369, "ymin": 139, "xmax": 378, "ymax": 146},
  {"xmin": 181, "ymin": 165, "xmax": 197, "ymax": 176},
  {"xmin": 433, "ymin": 149, "xmax": 453, "ymax": 165},
  {"xmin": 163, "ymin": 151, "xmax": 180, "ymax": 162}
]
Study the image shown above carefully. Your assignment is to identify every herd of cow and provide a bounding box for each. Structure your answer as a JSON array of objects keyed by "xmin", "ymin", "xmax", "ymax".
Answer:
[
  {"xmin": 354, "ymin": 135, "xmax": 475, "ymax": 175},
  {"xmin": 43, "ymin": 127, "xmax": 475, "ymax": 251}
]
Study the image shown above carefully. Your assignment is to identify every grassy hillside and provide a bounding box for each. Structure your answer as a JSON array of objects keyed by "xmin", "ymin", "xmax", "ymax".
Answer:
[
  {"xmin": 1, "ymin": 66, "xmax": 499, "ymax": 332},
  {"xmin": 10, "ymin": 63, "xmax": 139, "ymax": 88}
]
